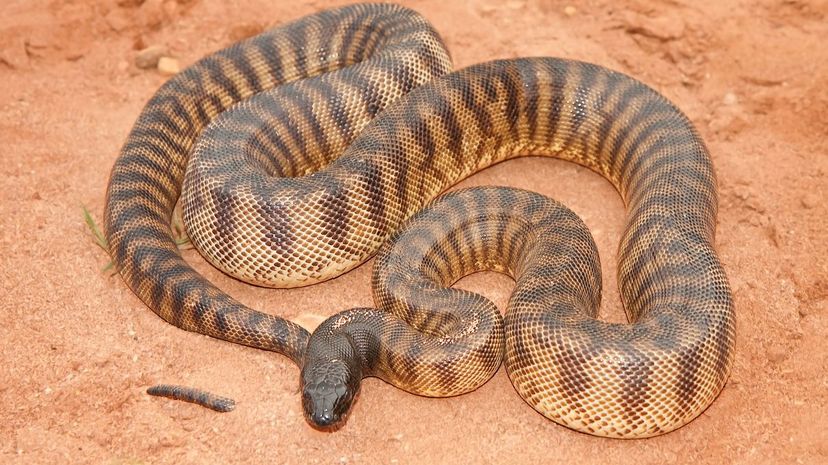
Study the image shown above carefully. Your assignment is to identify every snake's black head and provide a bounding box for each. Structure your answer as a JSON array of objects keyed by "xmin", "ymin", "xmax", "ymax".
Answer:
[{"xmin": 301, "ymin": 358, "xmax": 360, "ymax": 430}]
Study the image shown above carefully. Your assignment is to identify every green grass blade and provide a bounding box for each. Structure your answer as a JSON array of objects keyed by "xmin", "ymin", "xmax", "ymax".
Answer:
[
  {"xmin": 101, "ymin": 260, "xmax": 117, "ymax": 275},
  {"xmin": 82, "ymin": 205, "xmax": 109, "ymax": 251},
  {"xmin": 82, "ymin": 204, "xmax": 187, "ymax": 273},
  {"xmin": 81, "ymin": 205, "xmax": 118, "ymax": 274}
]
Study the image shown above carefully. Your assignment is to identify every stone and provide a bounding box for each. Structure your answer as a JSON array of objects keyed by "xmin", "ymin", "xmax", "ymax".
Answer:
[
  {"xmin": 801, "ymin": 193, "xmax": 819, "ymax": 209},
  {"xmin": 135, "ymin": 45, "xmax": 167, "ymax": 69},
  {"xmin": 157, "ymin": 56, "xmax": 180, "ymax": 75}
]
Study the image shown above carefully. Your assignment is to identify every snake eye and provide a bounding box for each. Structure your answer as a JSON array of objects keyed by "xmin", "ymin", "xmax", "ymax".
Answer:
[{"xmin": 301, "ymin": 359, "xmax": 359, "ymax": 429}]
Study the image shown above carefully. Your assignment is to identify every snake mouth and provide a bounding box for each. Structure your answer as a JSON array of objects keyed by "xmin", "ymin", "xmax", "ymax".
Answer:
[{"xmin": 303, "ymin": 405, "xmax": 351, "ymax": 432}]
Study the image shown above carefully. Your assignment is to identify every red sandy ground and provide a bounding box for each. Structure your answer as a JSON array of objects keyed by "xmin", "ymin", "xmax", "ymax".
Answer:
[{"xmin": 1, "ymin": 0, "xmax": 826, "ymax": 464}]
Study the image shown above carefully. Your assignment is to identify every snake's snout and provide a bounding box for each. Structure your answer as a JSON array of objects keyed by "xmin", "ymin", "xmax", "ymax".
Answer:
[{"xmin": 301, "ymin": 359, "xmax": 359, "ymax": 430}]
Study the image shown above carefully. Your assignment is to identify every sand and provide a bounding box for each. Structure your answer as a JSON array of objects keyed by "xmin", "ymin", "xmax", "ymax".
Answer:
[{"xmin": 1, "ymin": 0, "xmax": 826, "ymax": 463}]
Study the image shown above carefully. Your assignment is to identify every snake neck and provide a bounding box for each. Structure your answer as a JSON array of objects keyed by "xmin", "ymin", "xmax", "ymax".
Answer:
[{"xmin": 300, "ymin": 308, "xmax": 381, "ymax": 428}]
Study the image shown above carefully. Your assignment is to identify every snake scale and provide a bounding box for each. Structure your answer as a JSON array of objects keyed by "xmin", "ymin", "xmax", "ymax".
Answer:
[
  {"xmin": 104, "ymin": 3, "xmax": 735, "ymax": 438},
  {"xmin": 145, "ymin": 384, "xmax": 236, "ymax": 412}
]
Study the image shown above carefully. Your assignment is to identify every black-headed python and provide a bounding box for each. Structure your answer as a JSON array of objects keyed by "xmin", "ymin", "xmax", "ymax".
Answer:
[{"xmin": 103, "ymin": 3, "xmax": 735, "ymax": 438}]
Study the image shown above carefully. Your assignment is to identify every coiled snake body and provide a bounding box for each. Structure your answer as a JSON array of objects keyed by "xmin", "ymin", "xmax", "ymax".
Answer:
[{"xmin": 104, "ymin": 4, "xmax": 735, "ymax": 438}]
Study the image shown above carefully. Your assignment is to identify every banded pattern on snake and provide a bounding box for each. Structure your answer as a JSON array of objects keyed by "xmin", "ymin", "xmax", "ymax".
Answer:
[
  {"xmin": 146, "ymin": 384, "xmax": 236, "ymax": 412},
  {"xmin": 103, "ymin": 3, "xmax": 736, "ymax": 438}
]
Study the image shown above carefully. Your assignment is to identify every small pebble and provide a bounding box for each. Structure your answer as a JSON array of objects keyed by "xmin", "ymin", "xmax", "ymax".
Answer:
[
  {"xmin": 723, "ymin": 92, "xmax": 738, "ymax": 106},
  {"xmin": 157, "ymin": 56, "xmax": 180, "ymax": 75},
  {"xmin": 564, "ymin": 6, "xmax": 577, "ymax": 16},
  {"xmin": 135, "ymin": 45, "xmax": 167, "ymax": 69},
  {"xmin": 800, "ymin": 193, "xmax": 819, "ymax": 209}
]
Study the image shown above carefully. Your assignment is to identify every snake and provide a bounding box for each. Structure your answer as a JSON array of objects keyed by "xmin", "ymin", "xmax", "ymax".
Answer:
[{"xmin": 103, "ymin": 3, "xmax": 736, "ymax": 438}]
